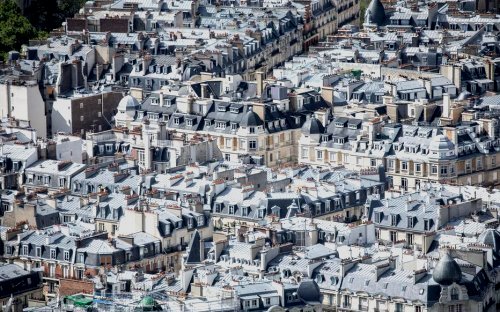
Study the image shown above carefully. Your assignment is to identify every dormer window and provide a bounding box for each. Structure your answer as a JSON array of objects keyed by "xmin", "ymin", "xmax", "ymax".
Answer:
[
  {"xmin": 391, "ymin": 214, "xmax": 398, "ymax": 226},
  {"xmin": 230, "ymin": 107, "xmax": 239, "ymax": 113},
  {"xmin": 216, "ymin": 121, "xmax": 226, "ymax": 129},
  {"xmin": 151, "ymin": 97, "xmax": 159, "ymax": 105},
  {"xmin": 407, "ymin": 216, "xmax": 415, "ymax": 228},
  {"xmin": 231, "ymin": 123, "xmax": 237, "ymax": 130},
  {"xmin": 174, "ymin": 117, "xmax": 180, "ymax": 125},
  {"xmin": 218, "ymin": 105, "xmax": 227, "ymax": 112},
  {"xmin": 186, "ymin": 119, "xmax": 193, "ymax": 126},
  {"xmin": 242, "ymin": 207, "xmax": 248, "ymax": 216},
  {"xmin": 229, "ymin": 205, "xmax": 235, "ymax": 214},
  {"xmin": 205, "ymin": 120, "xmax": 211, "ymax": 127},
  {"xmin": 249, "ymin": 127, "xmax": 255, "ymax": 134},
  {"xmin": 165, "ymin": 99, "xmax": 171, "ymax": 107}
]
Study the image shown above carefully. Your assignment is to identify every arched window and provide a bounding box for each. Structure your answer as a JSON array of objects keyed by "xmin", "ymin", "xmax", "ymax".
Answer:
[{"xmin": 450, "ymin": 288, "xmax": 459, "ymax": 300}]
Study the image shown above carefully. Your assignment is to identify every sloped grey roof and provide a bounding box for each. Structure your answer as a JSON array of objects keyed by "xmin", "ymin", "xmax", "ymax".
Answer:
[
  {"xmin": 240, "ymin": 110, "xmax": 264, "ymax": 127},
  {"xmin": 432, "ymin": 252, "xmax": 462, "ymax": 286},
  {"xmin": 301, "ymin": 116, "xmax": 324, "ymax": 135},
  {"xmin": 366, "ymin": 0, "xmax": 386, "ymax": 26}
]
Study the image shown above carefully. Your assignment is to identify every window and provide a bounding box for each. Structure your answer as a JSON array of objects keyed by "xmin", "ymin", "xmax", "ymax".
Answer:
[
  {"xmin": 50, "ymin": 249, "xmax": 56, "ymax": 259},
  {"xmin": 249, "ymin": 140, "xmax": 257, "ymax": 150},
  {"xmin": 450, "ymin": 288, "xmax": 459, "ymax": 300},
  {"xmin": 359, "ymin": 298, "xmax": 368, "ymax": 311},
  {"xmin": 80, "ymin": 103, "xmax": 84, "ymax": 109},
  {"xmin": 391, "ymin": 214, "xmax": 398, "ymax": 226},
  {"xmin": 371, "ymin": 159, "xmax": 376, "ymax": 167},
  {"xmin": 174, "ymin": 118, "xmax": 180, "ymax": 125},
  {"xmin": 375, "ymin": 212, "xmax": 383, "ymax": 223},
  {"xmin": 265, "ymin": 298, "xmax": 271, "ymax": 305},
  {"xmin": 431, "ymin": 165, "xmax": 438, "ymax": 174},
  {"xmin": 317, "ymin": 150, "xmax": 323, "ymax": 160},
  {"xmin": 440, "ymin": 166, "xmax": 448, "ymax": 175},
  {"xmin": 301, "ymin": 148, "xmax": 308, "ymax": 159},
  {"xmin": 477, "ymin": 159, "xmax": 482, "ymax": 170},
  {"xmin": 388, "ymin": 159, "xmax": 394, "ymax": 169},
  {"xmin": 448, "ymin": 305, "xmax": 462, "ymax": 312},
  {"xmin": 205, "ymin": 120, "xmax": 211, "ymax": 127},
  {"xmin": 36, "ymin": 247, "xmax": 41, "ymax": 257},
  {"xmin": 465, "ymin": 160, "xmax": 471, "ymax": 171},
  {"xmin": 98, "ymin": 111, "xmax": 102, "ymax": 118},
  {"xmin": 225, "ymin": 154, "xmax": 231, "ymax": 161},
  {"xmin": 229, "ymin": 205, "xmax": 235, "ymax": 214},
  {"xmin": 390, "ymin": 231, "xmax": 397, "ymax": 243},
  {"xmin": 80, "ymin": 115, "xmax": 84, "ymax": 122},
  {"xmin": 186, "ymin": 119, "xmax": 193, "ymax": 126},
  {"xmin": 216, "ymin": 121, "xmax": 226, "ymax": 129},
  {"xmin": 249, "ymin": 127, "xmax": 255, "ymax": 133},
  {"xmin": 406, "ymin": 233, "xmax": 414, "ymax": 245},
  {"xmin": 99, "ymin": 223, "xmax": 105, "ymax": 231},
  {"xmin": 64, "ymin": 251, "xmax": 70, "ymax": 261},
  {"xmin": 395, "ymin": 303, "xmax": 403, "ymax": 312},
  {"xmin": 231, "ymin": 123, "xmax": 237, "ymax": 130},
  {"xmin": 22, "ymin": 245, "xmax": 28, "ymax": 256},
  {"xmin": 415, "ymin": 163, "xmax": 421, "ymax": 172},
  {"xmin": 407, "ymin": 217, "xmax": 414, "ymax": 228},
  {"xmin": 401, "ymin": 161, "xmax": 408, "ymax": 171},
  {"xmin": 424, "ymin": 219, "xmax": 431, "ymax": 231}
]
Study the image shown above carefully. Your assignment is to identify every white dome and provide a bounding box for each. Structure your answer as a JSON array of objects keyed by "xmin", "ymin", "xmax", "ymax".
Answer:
[
  {"xmin": 429, "ymin": 135, "xmax": 454, "ymax": 151},
  {"xmin": 118, "ymin": 95, "xmax": 139, "ymax": 111}
]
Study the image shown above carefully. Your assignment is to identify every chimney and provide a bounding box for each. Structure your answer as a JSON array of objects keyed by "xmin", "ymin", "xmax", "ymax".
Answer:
[
  {"xmin": 159, "ymin": 92, "xmax": 164, "ymax": 107},
  {"xmin": 201, "ymin": 83, "xmax": 208, "ymax": 99},
  {"xmin": 442, "ymin": 93, "xmax": 451, "ymax": 118},
  {"xmin": 256, "ymin": 71, "xmax": 264, "ymax": 98},
  {"xmin": 241, "ymin": 184, "xmax": 255, "ymax": 200}
]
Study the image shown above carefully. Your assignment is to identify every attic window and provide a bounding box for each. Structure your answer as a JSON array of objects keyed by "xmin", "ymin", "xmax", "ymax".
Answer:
[
  {"xmin": 391, "ymin": 214, "xmax": 398, "ymax": 226},
  {"xmin": 186, "ymin": 119, "xmax": 193, "ymax": 126},
  {"xmin": 229, "ymin": 205, "xmax": 235, "ymax": 214},
  {"xmin": 231, "ymin": 123, "xmax": 237, "ymax": 130},
  {"xmin": 230, "ymin": 107, "xmax": 239, "ymax": 113},
  {"xmin": 205, "ymin": 120, "xmax": 211, "ymax": 127},
  {"xmin": 174, "ymin": 117, "xmax": 180, "ymax": 125},
  {"xmin": 216, "ymin": 121, "xmax": 226, "ymax": 129},
  {"xmin": 407, "ymin": 217, "xmax": 414, "ymax": 228},
  {"xmin": 218, "ymin": 105, "xmax": 227, "ymax": 112},
  {"xmin": 151, "ymin": 98, "xmax": 159, "ymax": 105}
]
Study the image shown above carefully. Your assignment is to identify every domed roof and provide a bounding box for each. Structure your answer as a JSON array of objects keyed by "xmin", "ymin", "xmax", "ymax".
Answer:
[
  {"xmin": 365, "ymin": 0, "xmax": 386, "ymax": 26},
  {"xmin": 140, "ymin": 296, "xmax": 156, "ymax": 307},
  {"xmin": 297, "ymin": 280, "xmax": 321, "ymax": 304},
  {"xmin": 301, "ymin": 116, "xmax": 324, "ymax": 135},
  {"xmin": 429, "ymin": 135, "xmax": 455, "ymax": 151},
  {"xmin": 118, "ymin": 95, "xmax": 139, "ymax": 111},
  {"xmin": 266, "ymin": 306, "xmax": 285, "ymax": 312},
  {"xmin": 478, "ymin": 229, "xmax": 500, "ymax": 252},
  {"xmin": 457, "ymin": 90, "xmax": 471, "ymax": 101},
  {"xmin": 240, "ymin": 109, "xmax": 263, "ymax": 127},
  {"xmin": 432, "ymin": 253, "xmax": 462, "ymax": 286}
]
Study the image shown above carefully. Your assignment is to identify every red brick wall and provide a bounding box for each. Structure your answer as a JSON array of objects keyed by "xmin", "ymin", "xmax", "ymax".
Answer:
[
  {"xmin": 67, "ymin": 19, "xmax": 87, "ymax": 32},
  {"xmin": 100, "ymin": 18, "xmax": 129, "ymax": 33},
  {"xmin": 59, "ymin": 278, "xmax": 94, "ymax": 297}
]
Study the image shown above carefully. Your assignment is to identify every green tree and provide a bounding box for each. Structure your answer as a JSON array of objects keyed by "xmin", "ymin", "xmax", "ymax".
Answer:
[
  {"xmin": 0, "ymin": 0, "xmax": 36, "ymax": 59},
  {"xmin": 25, "ymin": 0, "xmax": 86, "ymax": 32}
]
